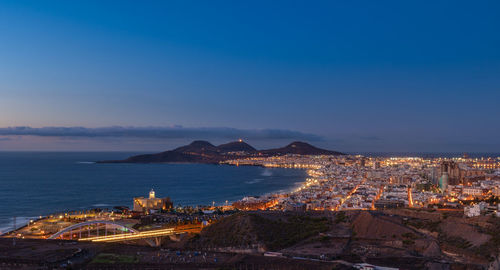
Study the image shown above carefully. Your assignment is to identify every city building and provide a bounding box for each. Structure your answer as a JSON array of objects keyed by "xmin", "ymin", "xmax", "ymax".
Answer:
[
  {"xmin": 225, "ymin": 154, "xmax": 500, "ymax": 214},
  {"xmin": 374, "ymin": 200, "xmax": 404, "ymax": 209},
  {"xmin": 462, "ymin": 187, "xmax": 483, "ymax": 197},
  {"xmin": 464, "ymin": 204, "xmax": 481, "ymax": 217},
  {"xmin": 439, "ymin": 172, "xmax": 449, "ymax": 193},
  {"xmin": 430, "ymin": 167, "xmax": 440, "ymax": 185},
  {"xmin": 133, "ymin": 189, "xmax": 173, "ymax": 213}
]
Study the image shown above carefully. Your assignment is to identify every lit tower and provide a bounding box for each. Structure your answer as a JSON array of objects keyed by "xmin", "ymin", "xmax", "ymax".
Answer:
[
  {"xmin": 149, "ymin": 189, "xmax": 155, "ymax": 199},
  {"xmin": 439, "ymin": 172, "xmax": 449, "ymax": 193}
]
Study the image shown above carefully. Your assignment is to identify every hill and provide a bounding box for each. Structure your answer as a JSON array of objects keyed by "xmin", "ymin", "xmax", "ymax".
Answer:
[
  {"xmin": 217, "ymin": 140, "xmax": 256, "ymax": 153},
  {"xmin": 172, "ymin": 140, "xmax": 219, "ymax": 155},
  {"xmin": 103, "ymin": 140, "xmax": 223, "ymax": 164},
  {"xmin": 187, "ymin": 212, "xmax": 330, "ymax": 251},
  {"xmin": 99, "ymin": 140, "xmax": 343, "ymax": 163},
  {"xmin": 183, "ymin": 210, "xmax": 496, "ymax": 269},
  {"xmin": 258, "ymin": 141, "xmax": 344, "ymax": 156}
]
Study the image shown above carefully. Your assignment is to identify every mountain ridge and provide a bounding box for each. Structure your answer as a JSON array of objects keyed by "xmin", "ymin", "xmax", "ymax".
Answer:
[
  {"xmin": 98, "ymin": 140, "xmax": 344, "ymax": 164},
  {"xmin": 258, "ymin": 141, "xmax": 343, "ymax": 156}
]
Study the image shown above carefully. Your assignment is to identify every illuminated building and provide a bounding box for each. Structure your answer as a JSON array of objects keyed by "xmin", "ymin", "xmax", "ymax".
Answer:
[
  {"xmin": 359, "ymin": 158, "xmax": 366, "ymax": 167},
  {"xmin": 439, "ymin": 172, "xmax": 449, "ymax": 193},
  {"xmin": 133, "ymin": 189, "xmax": 173, "ymax": 213},
  {"xmin": 440, "ymin": 161, "xmax": 486, "ymax": 185},
  {"xmin": 464, "ymin": 204, "xmax": 480, "ymax": 217},
  {"xmin": 374, "ymin": 200, "xmax": 404, "ymax": 209},
  {"xmin": 462, "ymin": 187, "xmax": 483, "ymax": 197},
  {"xmin": 430, "ymin": 167, "xmax": 439, "ymax": 185}
]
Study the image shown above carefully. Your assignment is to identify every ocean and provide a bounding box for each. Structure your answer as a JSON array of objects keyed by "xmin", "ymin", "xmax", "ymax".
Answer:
[{"xmin": 0, "ymin": 152, "xmax": 307, "ymax": 234}]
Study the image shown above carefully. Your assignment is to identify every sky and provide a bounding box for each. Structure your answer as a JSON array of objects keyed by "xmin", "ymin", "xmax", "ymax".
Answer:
[{"xmin": 0, "ymin": 0, "xmax": 499, "ymax": 152}]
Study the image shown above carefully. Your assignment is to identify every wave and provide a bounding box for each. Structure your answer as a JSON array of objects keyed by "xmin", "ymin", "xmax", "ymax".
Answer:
[
  {"xmin": 0, "ymin": 216, "xmax": 39, "ymax": 235},
  {"xmin": 245, "ymin": 178, "xmax": 264, "ymax": 184},
  {"xmin": 0, "ymin": 225, "xmax": 12, "ymax": 235},
  {"xmin": 261, "ymin": 169, "xmax": 273, "ymax": 177},
  {"xmin": 92, "ymin": 204, "xmax": 111, "ymax": 207}
]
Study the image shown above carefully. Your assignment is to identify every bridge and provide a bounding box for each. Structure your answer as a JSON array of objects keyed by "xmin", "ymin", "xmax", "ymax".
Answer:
[
  {"xmin": 48, "ymin": 220, "xmax": 200, "ymax": 247},
  {"xmin": 48, "ymin": 220, "xmax": 138, "ymax": 240}
]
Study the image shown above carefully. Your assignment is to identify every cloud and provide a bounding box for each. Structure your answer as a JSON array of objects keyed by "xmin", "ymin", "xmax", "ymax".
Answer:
[{"xmin": 0, "ymin": 126, "xmax": 323, "ymax": 141}]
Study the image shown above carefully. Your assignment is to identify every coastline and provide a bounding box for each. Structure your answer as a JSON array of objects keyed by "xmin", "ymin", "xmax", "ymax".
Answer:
[{"xmin": 0, "ymin": 153, "xmax": 308, "ymax": 233}]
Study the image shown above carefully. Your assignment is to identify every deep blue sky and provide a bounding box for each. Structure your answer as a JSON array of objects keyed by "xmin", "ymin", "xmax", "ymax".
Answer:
[{"xmin": 0, "ymin": 1, "xmax": 499, "ymax": 152}]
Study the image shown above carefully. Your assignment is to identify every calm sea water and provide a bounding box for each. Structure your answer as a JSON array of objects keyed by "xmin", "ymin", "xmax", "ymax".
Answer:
[{"xmin": 0, "ymin": 152, "xmax": 307, "ymax": 233}]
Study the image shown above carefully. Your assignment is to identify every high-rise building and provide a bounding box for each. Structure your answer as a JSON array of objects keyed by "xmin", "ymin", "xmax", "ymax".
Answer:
[
  {"xmin": 359, "ymin": 158, "xmax": 366, "ymax": 167},
  {"xmin": 440, "ymin": 161, "xmax": 485, "ymax": 185},
  {"xmin": 439, "ymin": 172, "xmax": 449, "ymax": 193},
  {"xmin": 430, "ymin": 167, "xmax": 439, "ymax": 185}
]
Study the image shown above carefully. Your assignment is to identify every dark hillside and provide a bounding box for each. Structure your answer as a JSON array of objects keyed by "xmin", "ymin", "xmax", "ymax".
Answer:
[
  {"xmin": 189, "ymin": 212, "xmax": 330, "ymax": 251},
  {"xmin": 217, "ymin": 141, "xmax": 256, "ymax": 153},
  {"xmin": 259, "ymin": 141, "xmax": 344, "ymax": 156},
  {"xmin": 99, "ymin": 140, "xmax": 344, "ymax": 163}
]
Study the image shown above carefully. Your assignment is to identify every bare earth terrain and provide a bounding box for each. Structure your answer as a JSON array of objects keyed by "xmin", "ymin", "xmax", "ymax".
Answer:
[{"xmin": 1, "ymin": 209, "xmax": 500, "ymax": 269}]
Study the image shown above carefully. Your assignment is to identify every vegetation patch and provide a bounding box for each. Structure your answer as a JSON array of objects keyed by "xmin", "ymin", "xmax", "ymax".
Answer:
[
  {"xmin": 191, "ymin": 212, "xmax": 330, "ymax": 251},
  {"xmin": 402, "ymin": 239, "xmax": 415, "ymax": 246},
  {"xmin": 334, "ymin": 211, "xmax": 347, "ymax": 224},
  {"xmin": 404, "ymin": 219, "xmax": 440, "ymax": 232},
  {"xmin": 251, "ymin": 214, "xmax": 330, "ymax": 250},
  {"xmin": 401, "ymin": 232, "xmax": 417, "ymax": 240},
  {"xmin": 91, "ymin": 253, "xmax": 138, "ymax": 264},
  {"xmin": 440, "ymin": 235, "xmax": 472, "ymax": 250},
  {"xmin": 471, "ymin": 216, "xmax": 500, "ymax": 261}
]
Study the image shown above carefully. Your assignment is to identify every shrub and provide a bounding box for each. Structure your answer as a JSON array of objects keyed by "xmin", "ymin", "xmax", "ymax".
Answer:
[{"xmin": 334, "ymin": 212, "xmax": 347, "ymax": 224}]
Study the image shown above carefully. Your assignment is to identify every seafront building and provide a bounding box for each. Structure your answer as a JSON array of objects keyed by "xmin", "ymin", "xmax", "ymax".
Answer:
[{"xmin": 133, "ymin": 189, "xmax": 173, "ymax": 213}]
